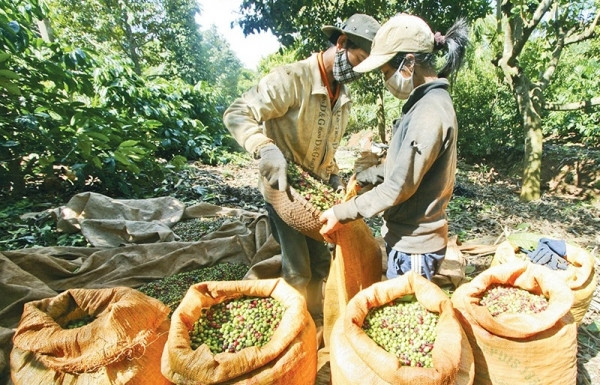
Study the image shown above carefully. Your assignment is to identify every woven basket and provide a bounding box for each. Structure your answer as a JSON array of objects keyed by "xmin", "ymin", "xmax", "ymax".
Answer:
[
  {"xmin": 263, "ymin": 180, "xmax": 325, "ymax": 241},
  {"xmin": 263, "ymin": 175, "xmax": 360, "ymax": 242}
]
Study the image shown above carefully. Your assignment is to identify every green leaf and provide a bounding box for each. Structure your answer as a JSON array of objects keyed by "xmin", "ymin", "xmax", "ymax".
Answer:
[
  {"xmin": 113, "ymin": 152, "xmax": 132, "ymax": 166},
  {"xmin": 507, "ymin": 232, "xmax": 543, "ymax": 252},
  {"xmin": 86, "ymin": 132, "xmax": 110, "ymax": 142},
  {"xmin": 0, "ymin": 79, "xmax": 20, "ymax": 95},
  {"xmin": 91, "ymin": 156, "xmax": 102, "ymax": 168},
  {"xmin": 0, "ymin": 69, "xmax": 19, "ymax": 79},
  {"xmin": 119, "ymin": 140, "xmax": 138, "ymax": 148},
  {"xmin": 0, "ymin": 53, "xmax": 10, "ymax": 63},
  {"xmin": 586, "ymin": 320, "xmax": 600, "ymax": 333},
  {"xmin": 396, "ymin": 294, "xmax": 415, "ymax": 302}
]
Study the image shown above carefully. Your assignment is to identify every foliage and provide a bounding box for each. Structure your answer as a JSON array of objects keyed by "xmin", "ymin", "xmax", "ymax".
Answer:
[
  {"xmin": 542, "ymin": 40, "xmax": 600, "ymax": 144},
  {"xmin": 0, "ymin": 197, "xmax": 89, "ymax": 250},
  {"xmin": 452, "ymin": 17, "xmax": 522, "ymax": 161},
  {"xmin": 236, "ymin": 0, "xmax": 491, "ymax": 58},
  {"xmin": 200, "ymin": 26, "xmax": 247, "ymax": 111},
  {"xmin": 0, "ymin": 0, "xmax": 230, "ymax": 198},
  {"xmin": 489, "ymin": 0, "xmax": 600, "ymax": 201},
  {"xmin": 46, "ymin": 0, "xmax": 209, "ymax": 83}
]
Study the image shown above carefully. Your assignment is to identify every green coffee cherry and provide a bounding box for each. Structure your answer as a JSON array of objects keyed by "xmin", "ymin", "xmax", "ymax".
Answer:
[
  {"xmin": 480, "ymin": 284, "xmax": 548, "ymax": 316},
  {"xmin": 362, "ymin": 299, "xmax": 439, "ymax": 368},
  {"xmin": 64, "ymin": 314, "xmax": 95, "ymax": 329},
  {"xmin": 287, "ymin": 163, "xmax": 343, "ymax": 211},
  {"xmin": 138, "ymin": 263, "xmax": 249, "ymax": 316},
  {"xmin": 189, "ymin": 296, "xmax": 284, "ymax": 354}
]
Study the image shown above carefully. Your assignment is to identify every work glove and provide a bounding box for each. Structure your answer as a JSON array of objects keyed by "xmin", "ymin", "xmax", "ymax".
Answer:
[
  {"xmin": 355, "ymin": 163, "xmax": 385, "ymax": 187},
  {"xmin": 521, "ymin": 238, "xmax": 568, "ymax": 270},
  {"xmin": 258, "ymin": 144, "xmax": 288, "ymax": 191},
  {"xmin": 328, "ymin": 174, "xmax": 345, "ymax": 194}
]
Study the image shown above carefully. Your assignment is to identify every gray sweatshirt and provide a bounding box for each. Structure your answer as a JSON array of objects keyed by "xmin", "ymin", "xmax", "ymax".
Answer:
[{"xmin": 334, "ymin": 79, "xmax": 457, "ymax": 253}]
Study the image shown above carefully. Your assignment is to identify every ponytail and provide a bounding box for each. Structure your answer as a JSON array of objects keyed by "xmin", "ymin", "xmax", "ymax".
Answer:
[{"xmin": 435, "ymin": 18, "xmax": 470, "ymax": 79}]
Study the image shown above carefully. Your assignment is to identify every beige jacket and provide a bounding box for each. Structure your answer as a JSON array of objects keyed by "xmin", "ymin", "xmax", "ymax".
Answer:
[{"xmin": 223, "ymin": 53, "xmax": 351, "ymax": 182}]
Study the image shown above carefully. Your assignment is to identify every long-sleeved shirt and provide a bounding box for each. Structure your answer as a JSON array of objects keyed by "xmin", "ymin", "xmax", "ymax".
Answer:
[
  {"xmin": 222, "ymin": 53, "xmax": 352, "ymax": 187},
  {"xmin": 334, "ymin": 79, "xmax": 457, "ymax": 253}
]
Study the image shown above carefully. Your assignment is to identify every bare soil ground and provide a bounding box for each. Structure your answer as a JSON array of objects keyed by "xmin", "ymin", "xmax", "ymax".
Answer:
[{"xmin": 172, "ymin": 144, "xmax": 599, "ymax": 385}]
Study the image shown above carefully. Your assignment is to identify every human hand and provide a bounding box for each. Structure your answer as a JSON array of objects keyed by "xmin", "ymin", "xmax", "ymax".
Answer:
[
  {"xmin": 258, "ymin": 144, "xmax": 288, "ymax": 191},
  {"xmin": 319, "ymin": 208, "xmax": 342, "ymax": 243},
  {"xmin": 355, "ymin": 163, "xmax": 384, "ymax": 187}
]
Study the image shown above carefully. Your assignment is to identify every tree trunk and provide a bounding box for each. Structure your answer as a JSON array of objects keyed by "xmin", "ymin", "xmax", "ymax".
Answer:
[
  {"xmin": 515, "ymin": 82, "xmax": 543, "ymax": 201},
  {"xmin": 376, "ymin": 89, "xmax": 386, "ymax": 143}
]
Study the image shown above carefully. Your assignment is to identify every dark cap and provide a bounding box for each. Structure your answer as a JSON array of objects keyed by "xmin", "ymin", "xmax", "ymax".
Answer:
[{"xmin": 322, "ymin": 14, "xmax": 381, "ymax": 53}]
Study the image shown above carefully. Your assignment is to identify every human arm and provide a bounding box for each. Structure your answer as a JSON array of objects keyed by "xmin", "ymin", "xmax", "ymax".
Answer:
[
  {"xmin": 335, "ymin": 107, "xmax": 448, "ymax": 221},
  {"xmin": 222, "ymin": 68, "xmax": 297, "ymax": 159}
]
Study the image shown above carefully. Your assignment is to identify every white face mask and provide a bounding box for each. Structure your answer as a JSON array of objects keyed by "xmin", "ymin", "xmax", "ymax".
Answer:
[{"xmin": 384, "ymin": 59, "xmax": 414, "ymax": 99}]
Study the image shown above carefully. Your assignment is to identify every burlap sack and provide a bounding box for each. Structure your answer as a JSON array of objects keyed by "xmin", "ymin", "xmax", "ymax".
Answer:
[
  {"xmin": 10, "ymin": 287, "xmax": 171, "ymax": 385},
  {"xmin": 330, "ymin": 272, "xmax": 472, "ymax": 385},
  {"xmin": 491, "ymin": 239, "xmax": 596, "ymax": 324},
  {"xmin": 451, "ymin": 262, "xmax": 578, "ymax": 385},
  {"xmin": 322, "ymin": 179, "xmax": 383, "ymax": 349},
  {"xmin": 161, "ymin": 278, "xmax": 316, "ymax": 385}
]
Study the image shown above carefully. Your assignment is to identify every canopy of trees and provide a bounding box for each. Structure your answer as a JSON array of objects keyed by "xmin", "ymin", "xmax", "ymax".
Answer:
[{"xmin": 1, "ymin": 0, "xmax": 598, "ymax": 201}]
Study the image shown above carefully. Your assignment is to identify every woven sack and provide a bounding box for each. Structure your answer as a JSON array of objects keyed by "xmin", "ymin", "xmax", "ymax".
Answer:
[
  {"xmin": 491, "ymin": 239, "xmax": 596, "ymax": 324},
  {"xmin": 322, "ymin": 200, "xmax": 382, "ymax": 348},
  {"xmin": 10, "ymin": 287, "xmax": 171, "ymax": 385},
  {"xmin": 451, "ymin": 262, "xmax": 578, "ymax": 385},
  {"xmin": 330, "ymin": 272, "xmax": 473, "ymax": 385},
  {"xmin": 161, "ymin": 278, "xmax": 317, "ymax": 385}
]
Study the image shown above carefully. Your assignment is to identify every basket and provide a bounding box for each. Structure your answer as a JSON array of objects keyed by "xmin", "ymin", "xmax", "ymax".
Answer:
[
  {"xmin": 263, "ymin": 173, "xmax": 360, "ymax": 242},
  {"xmin": 263, "ymin": 180, "xmax": 325, "ymax": 241}
]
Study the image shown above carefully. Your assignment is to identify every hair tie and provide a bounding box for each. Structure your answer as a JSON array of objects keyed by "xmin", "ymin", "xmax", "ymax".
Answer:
[{"xmin": 434, "ymin": 32, "xmax": 446, "ymax": 47}]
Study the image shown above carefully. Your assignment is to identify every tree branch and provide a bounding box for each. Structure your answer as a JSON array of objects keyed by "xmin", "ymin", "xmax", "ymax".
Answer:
[
  {"xmin": 544, "ymin": 97, "xmax": 600, "ymax": 111},
  {"xmin": 540, "ymin": 3, "xmax": 562, "ymax": 88},
  {"xmin": 565, "ymin": 11, "xmax": 600, "ymax": 45},
  {"xmin": 525, "ymin": 0, "xmax": 554, "ymax": 31}
]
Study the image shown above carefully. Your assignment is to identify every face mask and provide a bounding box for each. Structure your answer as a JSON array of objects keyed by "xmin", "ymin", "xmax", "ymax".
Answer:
[
  {"xmin": 385, "ymin": 59, "xmax": 414, "ymax": 99},
  {"xmin": 333, "ymin": 49, "xmax": 362, "ymax": 84}
]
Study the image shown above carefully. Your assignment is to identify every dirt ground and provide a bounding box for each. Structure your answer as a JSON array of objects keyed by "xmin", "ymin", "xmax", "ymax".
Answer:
[{"xmin": 172, "ymin": 142, "xmax": 599, "ymax": 385}]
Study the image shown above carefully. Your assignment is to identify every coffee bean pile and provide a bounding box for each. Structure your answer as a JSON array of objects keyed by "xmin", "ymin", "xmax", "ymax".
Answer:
[
  {"xmin": 362, "ymin": 298, "xmax": 439, "ymax": 368},
  {"xmin": 287, "ymin": 163, "xmax": 343, "ymax": 212},
  {"xmin": 138, "ymin": 262, "xmax": 249, "ymax": 316},
  {"xmin": 190, "ymin": 296, "xmax": 285, "ymax": 354},
  {"xmin": 480, "ymin": 284, "xmax": 549, "ymax": 316},
  {"xmin": 64, "ymin": 314, "xmax": 95, "ymax": 329}
]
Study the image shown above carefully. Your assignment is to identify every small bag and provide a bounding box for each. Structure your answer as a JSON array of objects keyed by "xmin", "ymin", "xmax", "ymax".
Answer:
[
  {"xmin": 11, "ymin": 287, "xmax": 171, "ymax": 385},
  {"xmin": 451, "ymin": 262, "xmax": 578, "ymax": 385},
  {"xmin": 161, "ymin": 278, "xmax": 317, "ymax": 385},
  {"xmin": 492, "ymin": 239, "xmax": 596, "ymax": 324},
  {"xmin": 330, "ymin": 272, "xmax": 474, "ymax": 385}
]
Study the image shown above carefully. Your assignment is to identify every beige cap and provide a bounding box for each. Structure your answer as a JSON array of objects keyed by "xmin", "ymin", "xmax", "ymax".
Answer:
[
  {"xmin": 322, "ymin": 14, "xmax": 381, "ymax": 54},
  {"xmin": 354, "ymin": 13, "xmax": 434, "ymax": 73}
]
